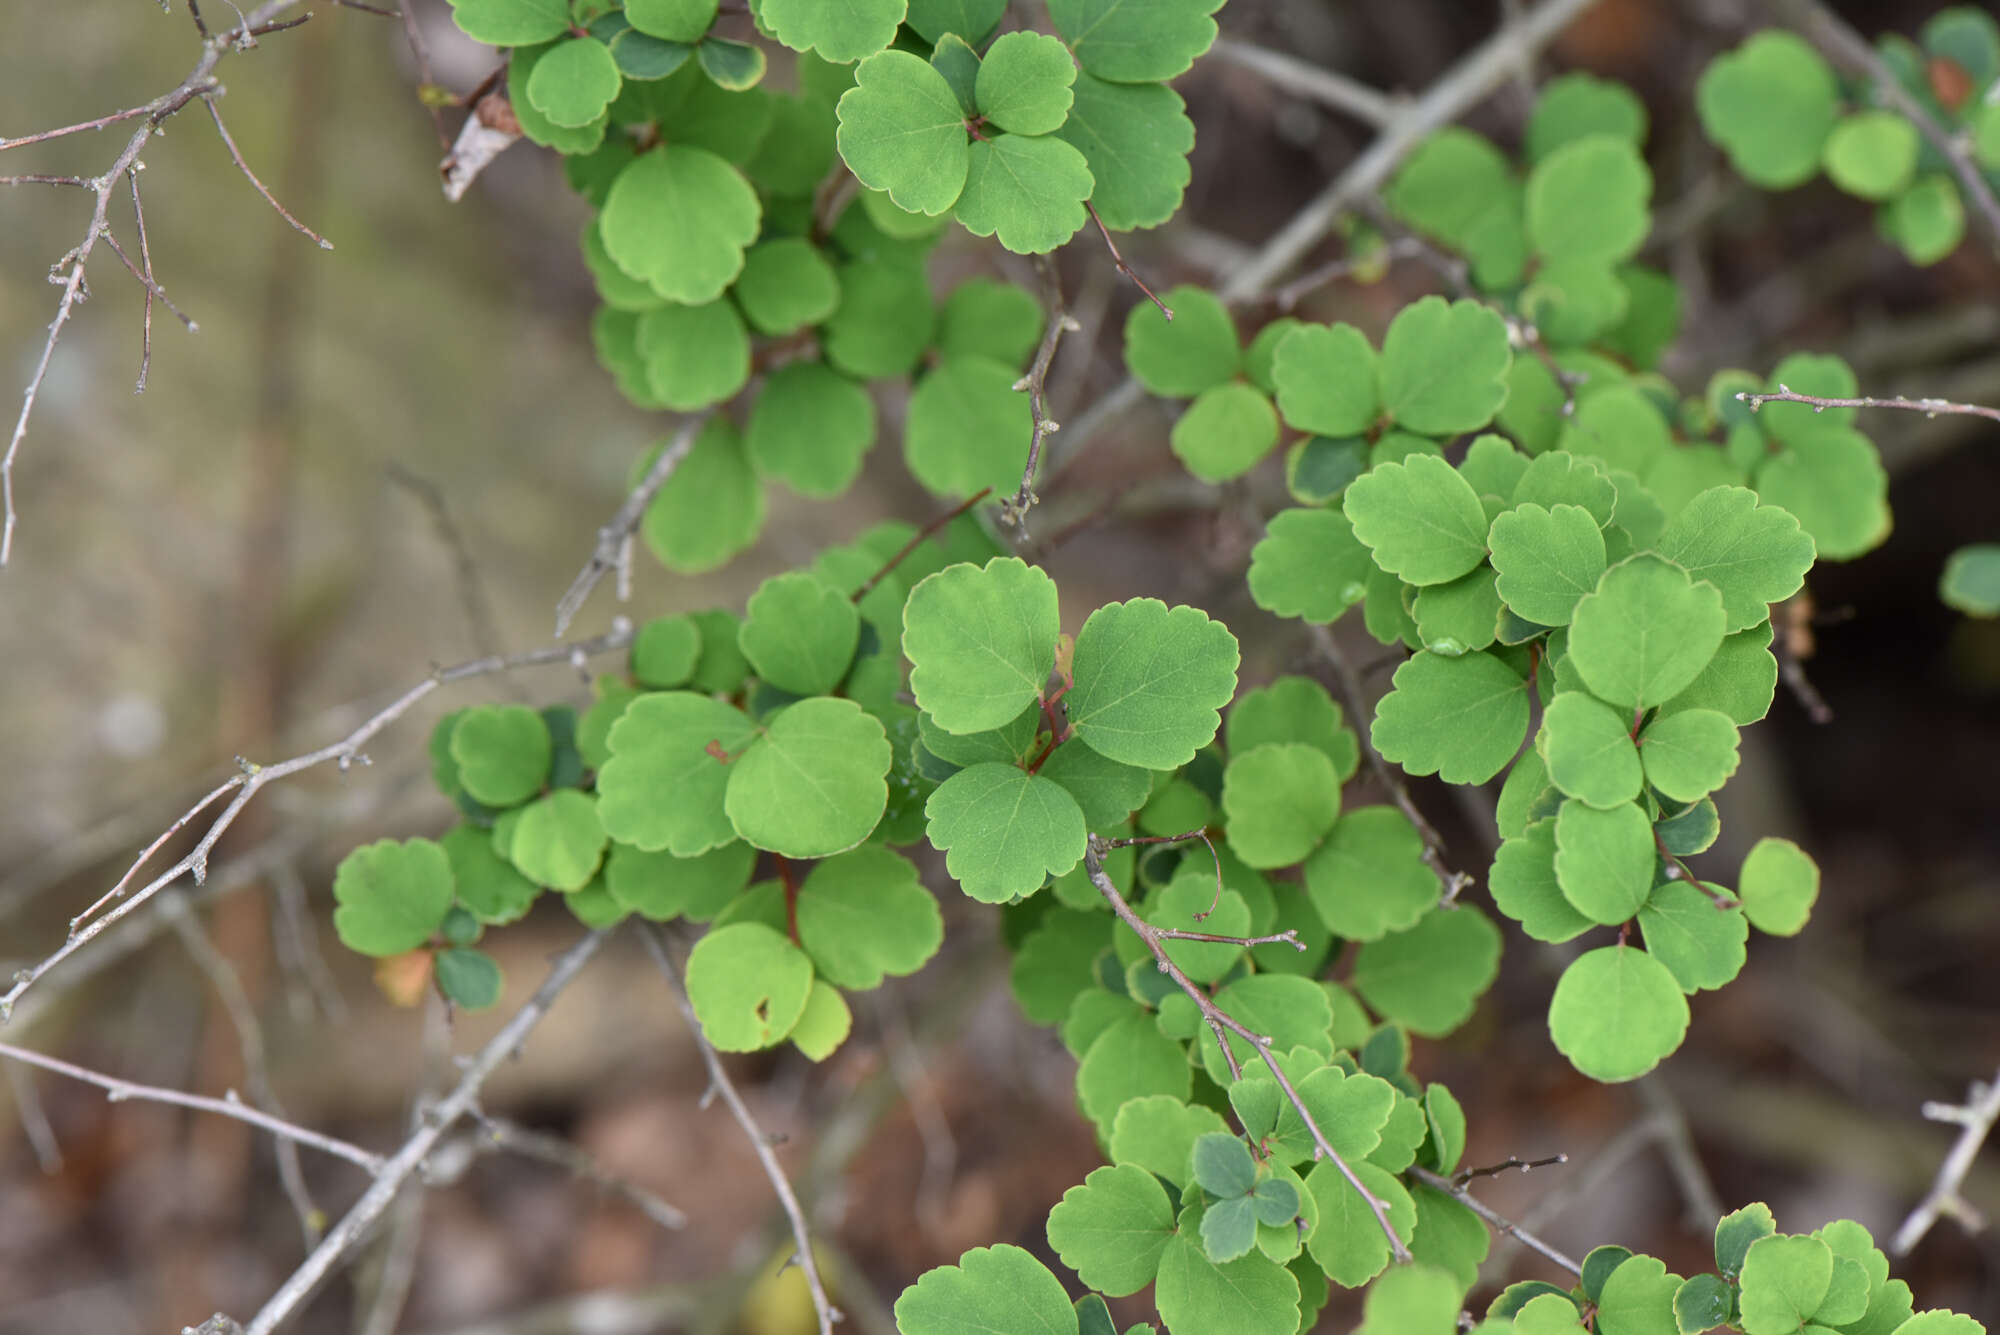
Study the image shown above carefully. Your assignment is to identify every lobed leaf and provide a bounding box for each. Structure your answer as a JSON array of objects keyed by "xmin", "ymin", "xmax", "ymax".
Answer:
[
  {"xmin": 1067, "ymin": 599, "xmax": 1240, "ymax": 770},
  {"xmin": 903, "ymin": 557, "xmax": 1060, "ymax": 735},
  {"xmin": 925, "ymin": 763, "xmax": 1087, "ymax": 901},
  {"xmin": 685, "ymin": 922, "xmax": 814, "ymax": 1051},
  {"xmin": 1346, "ymin": 453, "xmax": 1492, "ymax": 586},
  {"xmin": 1548, "ymin": 946, "xmax": 1690, "ymax": 1081},
  {"xmin": 726, "ymin": 699, "xmax": 892, "ymax": 857},
  {"xmin": 333, "ymin": 838, "xmax": 454, "ymax": 957}
]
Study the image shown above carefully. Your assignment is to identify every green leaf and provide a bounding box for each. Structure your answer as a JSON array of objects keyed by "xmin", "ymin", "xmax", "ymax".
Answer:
[
  {"xmin": 1513, "ymin": 452, "xmax": 1618, "ymax": 524},
  {"xmin": 510, "ymin": 42, "xmax": 607, "ymax": 153},
  {"xmin": 727, "ymin": 699, "xmax": 892, "ymax": 857},
  {"xmin": 1412, "ymin": 565, "xmax": 1503, "ymax": 656},
  {"xmin": 1889, "ymin": 1315, "xmax": 1985, "ymax": 1335},
  {"xmin": 1597, "ymin": 1254, "xmax": 1683, "ymax": 1335},
  {"xmin": 795, "ymin": 846, "xmax": 942, "ymax": 988},
  {"xmin": 732, "ymin": 238, "xmax": 840, "ymax": 335},
  {"xmin": 763, "ymin": 0, "xmax": 905, "ymax": 63},
  {"xmin": 450, "ymin": 705, "xmax": 551, "ymax": 807},
  {"xmin": 1198, "ymin": 974, "xmax": 1333, "ymax": 1086},
  {"xmin": 1941, "ymin": 543, "xmax": 2000, "ymax": 616},
  {"xmin": 1823, "ymin": 110, "xmax": 1919, "ymax": 201},
  {"xmin": 1739, "ymin": 1234, "xmax": 1832, "ymax": 1335},
  {"xmin": 1548, "ymin": 946, "xmax": 1691, "ymax": 1081},
  {"xmin": 603, "ymin": 839, "xmax": 754, "ymax": 921},
  {"xmin": 1638, "ymin": 881, "xmax": 1748, "ymax": 994},
  {"xmin": 443, "ymin": 825, "xmax": 539, "ymax": 925},
  {"xmin": 684, "ymin": 922, "xmax": 814, "ymax": 1051},
  {"xmin": 1698, "ymin": 31, "xmax": 1839, "ymax": 188},
  {"xmin": 631, "ymin": 616, "xmax": 700, "ymax": 689},
  {"xmin": 937, "ymin": 278, "xmax": 1043, "ymax": 367},
  {"xmin": 1489, "ymin": 818, "xmax": 1594, "ymax": 943},
  {"xmin": 906, "ymin": 0, "xmax": 1005, "ymax": 44},
  {"xmin": 447, "ymin": 0, "xmax": 568, "ymax": 45},
  {"xmin": 1541, "ymin": 691, "xmax": 1643, "ymax": 809},
  {"xmin": 1388, "ymin": 128, "xmax": 1520, "ymax": 255},
  {"xmin": 1527, "ymin": 73, "xmax": 1648, "ymax": 163},
  {"xmin": 599, "ymin": 693, "xmax": 755, "ymax": 855},
  {"xmin": 1358, "ymin": 1261, "xmax": 1465, "ymax": 1335},
  {"xmin": 1067, "ymin": 599, "xmax": 1240, "ymax": 770},
  {"xmin": 1046, "ymin": 1164, "xmax": 1176, "ymax": 1296},
  {"xmin": 1655, "ymin": 799, "xmax": 1720, "ymax": 856},
  {"xmin": 1303, "ymin": 806, "xmax": 1435, "ymax": 941},
  {"xmin": 1379, "ymin": 297, "xmax": 1512, "ymax": 437},
  {"xmin": 1109, "ymin": 1096, "xmax": 1228, "ymax": 1188},
  {"xmin": 611, "ymin": 30, "xmax": 694, "ymax": 81},
  {"xmin": 1012, "ymin": 907, "xmax": 1110, "ymax": 1024},
  {"xmin": 1490, "ymin": 503, "xmax": 1608, "ymax": 627},
  {"xmin": 1657, "ymin": 623, "xmax": 1778, "ymax": 725},
  {"xmin": 736, "ymin": 572, "xmax": 861, "ymax": 696},
  {"xmin": 1123, "ymin": 286, "xmax": 1239, "ymax": 398},
  {"xmin": 333, "ymin": 838, "xmax": 454, "ymax": 957},
  {"xmin": 1739, "ymin": 836, "xmax": 1818, "ymax": 936},
  {"xmin": 1282, "ymin": 432, "xmax": 1366, "ymax": 501},
  {"xmin": 1228, "ymin": 676, "xmax": 1358, "ymax": 781},
  {"xmin": 904, "ymin": 356, "xmax": 1033, "ymax": 497},
  {"xmin": 1148, "ymin": 874, "xmax": 1251, "ymax": 984},
  {"xmin": 1077, "ymin": 1010, "xmax": 1192, "ymax": 1127},
  {"xmin": 636, "ymin": 299, "xmax": 750, "ymax": 410},
  {"xmin": 835, "ymin": 51, "xmax": 967, "ymax": 215},
  {"xmin": 1372, "ymin": 650, "xmax": 1531, "ymax": 784},
  {"xmin": 1246, "ymin": 506, "xmax": 1373, "ymax": 624},
  {"xmin": 1568, "ymin": 556, "xmax": 1727, "ymax": 710},
  {"xmin": 1191, "ymin": 1131, "xmax": 1258, "ymax": 1197},
  {"xmin": 1199, "ymin": 1195, "xmax": 1259, "ymax": 1264},
  {"xmin": 1674, "ymin": 1274, "xmax": 1734, "ymax": 1335},
  {"xmin": 1880, "ymin": 174, "xmax": 1966, "ymax": 265},
  {"xmin": 954, "ymin": 134, "xmax": 1094, "ymax": 254},
  {"xmin": 1423, "ymin": 1084, "xmax": 1467, "ymax": 1175},
  {"xmin": 625, "ymin": 0, "xmax": 715, "ymax": 41},
  {"xmin": 435, "ymin": 947, "xmax": 503, "ymax": 1010},
  {"xmin": 600, "ymin": 146, "xmax": 760, "ymax": 305},
  {"xmin": 1054, "ymin": 75, "xmax": 1194, "ymax": 231},
  {"xmin": 696, "ymin": 36, "xmax": 765, "ymax": 90},
  {"xmin": 1653, "ymin": 486, "xmax": 1816, "ymax": 633},
  {"xmin": 1170, "ymin": 382, "xmax": 1279, "ymax": 483},
  {"xmin": 526, "ymin": 37, "xmax": 622, "ymax": 129},
  {"xmin": 1040, "ymin": 744, "xmax": 1153, "ymax": 831},
  {"xmin": 746, "ymin": 362, "xmax": 875, "ymax": 498},
  {"xmin": 1716, "ymin": 1203, "xmax": 1776, "ymax": 1279},
  {"xmin": 926, "ymin": 763, "xmax": 1087, "ymax": 901},
  {"xmin": 1554, "ymin": 797, "xmax": 1655, "ymax": 924},
  {"xmin": 789, "ymin": 978, "xmax": 853, "ymax": 1061},
  {"xmin": 1637, "ymin": 708, "xmax": 1740, "ymax": 803},
  {"xmin": 1346, "ymin": 453, "xmax": 1492, "ymax": 586},
  {"xmin": 1351, "ymin": 906, "xmax": 1502, "ymax": 1037},
  {"xmin": 1527, "ymin": 135, "xmax": 1651, "ymax": 264},
  {"xmin": 509, "ymin": 790, "xmax": 606, "ymax": 892},
  {"xmin": 1305, "ymin": 1159, "xmax": 1416, "ymax": 1288},
  {"xmin": 1272, "ymin": 323, "xmax": 1380, "ymax": 437},
  {"xmin": 1048, "ymin": 0, "xmax": 1225, "ymax": 83},
  {"xmin": 904, "ymin": 557, "xmax": 1059, "ymax": 735},
  {"xmin": 1156, "ymin": 1229, "xmax": 1300, "ymax": 1335},
  {"xmin": 895, "ymin": 1245, "xmax": 1078, "ymax": 1335},
  {"xmin": 974, "ymin": 31, "xmax": 1076, "ymax": 135},
  {"xmin": 746, "ymin": 92, "xmax": 838, "ymax": 192}
]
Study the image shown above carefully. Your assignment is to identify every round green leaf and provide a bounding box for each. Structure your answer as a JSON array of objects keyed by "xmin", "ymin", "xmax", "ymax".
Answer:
[
  {"xmin": 1560, "ymin": 385, "xmax": 1671, "ymax": 477},
  {"xmin": 1147, "ymin": 874, "xmax": 1250, "ymax": 982},
  {"xmin": 1513, "ymin": 451, "xmax": 1618, "ymax": 524},
  {"xmin": 1739, "ymin": 836, "xmax": 1818, "ymax": 936},
  {"xmin": 1379, "ymin": 297, "xmax": 1512, "ymax": 437},
  {"xmin": 599, "ymin": 692, "xmax": 757, "ymax": 856},
  {"xmin": 696, "ymin": 36, "xmax": 765, "ymax": 90},
  {"xmin": 610, "ymin": 30, "xmax": 695, "ymax": 81},
  {"xmin": 727, "ymin": 699, "xmax": 891, "ymax": 857},
  {"xmin": 603, "ymin": 839, "xmax": 755, "ymax": 922},
  {"xmin": 1271, "ymin": 322, "xmax": 1381, "ymax": 438},
  {"xmin": 508, "ymin": 42, "xmax": 607, "ymax": 153},
  {"xmin": 1697, "ymin": 31, "xmax": 1840, "ymax": 188},
  {"xmin": 1596, "ymin": 1253, "xmax": 1683, "ymax": 1335},
  {"xmin": 685, "ymin": 922, "xmax": 815, "ymax": 1051},
  {"xmin": 1553, "ymin": 798, "xmax": 1656, "ymax": 925},
  {"xmin": 1227, "ymin": 676, "xmax": 1358, "ymax": 780},
  {"xmin": 450, "ymin": 705, "xmax": 552, "ymax": 808},
  {"xmin": 1754, "ymin": 428, "xmax": 1889, "ymax": 562},
  {"xmin": 925, "ymin": 762, "xmax": 1087, "ymax": 901},
  {"xmin": 823, "ymin": 258, "xmax": 936, "ymax": 378},
  {"xmin": 1653, "ymin": 485, "xmax": 1816, "ymax": 633},
  {"xmin": 904, "ymin": 557, "xmax": 1059, "ymax": 735},
  {"xmin": 836, "ymin": 50, "xmax": 969, "ymax": 215},
  {"xmin": 1568, "ymin": 556, "xmax": 1727, "ymax": 709},
  {"xmin": 953, "ymin": 134, "xmax": 1094, "ymax": 254},
  {"xmin": 1548, "ymin": 946, "xmax": 1691, "ymax": 1081},
  {"xmin": 625, "ymin": 0, "xmax": 715, "ymax": 41},
  {"xmin": 1637, "ymin": 707, "xmax": 1740, "ymax": 802},
  {"xmin": 442, "ymin": 825, "xmax": 539, "ymax": 926},
  {"xmin": 1109, "ymin": 1096, "xmax": 1229, "ymax": 1188},
  {"xmin": 631, "ymin": 615, "xmax": 700, "ymax": 689},
  {"xmin": 1387, "ymin": 127, "xmax": 1519, "ymax": 256},
  {"xmin": 600, "ymin": 146, "xmax": 760, "ymax": 305},
  {"xmin": 746, "ymin": 92, "xmax": 838, "ymax": 193},
  {"xmin": 1303, "ymin": 805, "xmax": 1436, "ymax": 941},
  {"xmin": 509, "ymin": 789, "xmax": 606, "ymax": 892},
  {"xmin": 732, "ymin": 238, "xmax": 840, "ymax": 335},
  {"xmin": 788, "ymin": 978, "xmax": 852, "ymax": 1061},
  {"xmin": 332, "ymin": 838, "xmax": 454, "ymax": 957},
  {"xmin": 738, "ymin": 572, "xmax": 861, "ymax": 696},
  {"xmin": 905, "ymin": 355, "xmax": 1033, "ymax": 497},
  {"xmin": 1049, "ymin": 0, "xmax": 1225, "ymax": 82},
  {"xmin": 796, "ymin": 846, "xmax": 943, "ymax": 988},
  {"xmin": 763, "ymin": 0, "xmax": 905, "ymax": 63},
  {"xmin": 637, "ymin": 299, "xmax": 750, "ymax": 410},
  {"xmin": 1541, "ymin": 690, "xmax": 1643, "ymax": 809},
  {"xmin": 1346, "ymin": 453, "xmax": 1492, "ymax": 586},
  {"xmin": 1371, "ymin": 650, "xmax": 1531, "ymax": 784},
  {"xmin": 435, "ymin": 947, "xmax": 503, "ymax": 1010},
  {"xmin": 1526, "ymin": 73, "xmax": 1648, "ymax": 163},
  {"xmin": 1739, "ymin": 1234, "xmax": 1832, "ymax": 1335},
  {"xmin": 1198, "ymin": 974, "xmax": 1334, "ymax": 1085},
  {"xmin": 642, "ymin": 419, "xmax": 766, "ymax": 574},
  {"xmin": 1038, "ymin": 743, "xmax": 1153, "ymax": 830},
  {"xmin": 1304, "ymin": 1159, "xmax": 1417, "ymax": 1288},
  {"xmin": 1490, "ymin": 503, "xmax": 1608, "ymax": 627},
  {"xmin": 1823, "ymin": 110, "xmax": 1919, "ymax": 201},
  {"xmin": 1356, "ymin": 1262, "xmax": 1465, "ymax": 1335},
  {"xmin": 1171, "ymin": 382, "xmax": 1279, "ymax": 483},
  {"xmin": 1881, "ymin": 173, "xmax": 1968, "ymax": 265},
  {"xmin": 1054, "ymin": 74, "xmax": 1194, "ymax": 231},
  {"xmin": 1010, "ymin": 907, "xmax": 1108, "ymax": 1024},
  {"xmin": 1047, "ymin": 1164, "xmax": 1177, "ymax": 1297},
  {"xmin": 1526, "ymin": 135, "xmax": 1651, "ymax": 264},
  {"xmin": 936, "ymin": 277, "xmax": 1044, "ymax": 367},
  {"xmin": 974, "ymin": 31, "xmax": 1075, "ymax": 135},
  {"xmin": 895, "ymin": 1245, "xmax": 1077, "ymax": 1335},
  {"xmin": 1124, "ymin": 286, "xmax": 1239, "ymax": 398},
  {"xmin": 448, "ymin": 0, "xmax": 569, "ymax": 45},
  {"xmin": 1941, "ymin": 543, "xmax": 2000, "ymax": 616},
  {"xmin": 1246, "ymin": 506, "xmax": 1374, "ymax": 624},
  {"xmin": 906, "ymin": 0, "xmax": 1005, "ymax": 44},
  {"xmin": 1658, "ymin": 623, "xmax": 1778, "ymax": 725},
  {"xmin": 1078, "ymin": 1008, "xmax": 1192, "ymax": 1127},
  {"xmin": 526, "ymin": 36, "xmax": 622, "ymax": 128},
  {"xmin": 746, "ymin": 361, "xmax": 875, "ymax": 498},
  {"xmin": 1675, "ymin": 1274, "xmax": 1735, "ymax": 1335},
  {"xmin": 1412, "ymin": 565, "xmax": 1502, "ymax": 656},
  {"xmin": 1638, "ymin": 880, "xmax": 1748, "ymax": 993},
  {"xmin": 1351, "ymin": 906, "xmax": 1502, "ymax": 1037},
  {"xmin": 1489, "ymin": 819, "xmax": 1594, "ymax": 943},
  {"xmin": 1157, "ymin": 1228, "xmax": 1299, "ymax": 1335},
  {"xmin": 1067, "ymin": 599, "xmax": 1240, "ymax": 770}
]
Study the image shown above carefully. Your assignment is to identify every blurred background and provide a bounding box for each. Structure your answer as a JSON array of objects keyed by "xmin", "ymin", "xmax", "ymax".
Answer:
[{"xmin": 1, "ymin": 0, "xmax": 1997, "ymax": 1331}]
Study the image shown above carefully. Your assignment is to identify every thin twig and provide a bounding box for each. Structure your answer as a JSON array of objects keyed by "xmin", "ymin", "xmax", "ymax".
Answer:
[
  {"xmin": 4, "ymin": 1057, "xmax": 63, "ymax": 1172},
  {"xmin": 1453, "ymin": 1153, "xmax": 1568, "ymax": 1186},
  {"xmin": 640, "ymin": 925, "xmax": 843, "ymax": 1335},
  {"xmin": 71, "ymin": 775, "xmax": 241, "ymax": 930},
  {"xmin": 1738, "ymin": 385, "xmax": 2000, "ymax": 425},
  {"xmin": 1085, "ymin": 202, "xmax": 1172, "ymax": 319},
  {"xmin": 385, "ymin": 461, "xmax": 506, "ymax": 664},
  {"xmin": 1407, "ymin": 1164, "xmax": 1583, "ymax": 1276},
  {"xmin": 554, "ymin": 416, "xmax": 703, "ymax": 636},
  {"xmin": 1272, "ymin": 236, "xmax": 1426, "ymax": 312},
  {"xmin": 851, "ymin": 487, "xmax": 992, "ymax": 603},
  {"xmin": 1083, "ymin": 839, "xmax": 1411, "ymax": 1262},
  {"xmin": 0, "ymin": 627, "xmax": 636, "ymax": 1019},
  {"xmin": 1000, "ymin": 261, "xmax": 1079, "ymax": 528},
  {"xmin": 1893, "ymin": 1066, "xmax": 2000, "ymax": 1255},
  {"xmin": 202, "ymin": 94, "xmax": 333, "ymax": 249},
  {"xmin": 1209, "ymin": 38, "xmax": 1398, "ymax": 128},
  {"xmin": 0, "ymin": 1038, "xmax": 383, "ymax": 1172},
  {"xmin": 269, "ymin": 857, "xmax": 346, "ymax": 1024},
  {"xmin": 473, "ymin": 1114, "xmax": 690, "ymax": 1231},
  {"xmin": 236, "ymin": 930, "xmax": 610, "ymax": 1335},
  {"xmin": 392, "ymin": 0, "xmax": 451, "ymax": 146},
  {"xmin": 0, "ymin": 174, "xmax": 94, "ymax": 187}
]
